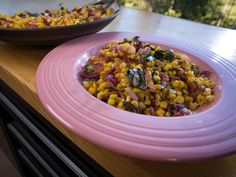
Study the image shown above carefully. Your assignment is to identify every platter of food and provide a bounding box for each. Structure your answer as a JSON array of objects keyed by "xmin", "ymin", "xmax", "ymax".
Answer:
[
  {"xmin": 36, "ymin": 32, "xmax": 236, "ymax": 161},
  {"xmin": 0, "ymin": 0, "xmax": 119, "ymax": 45}
]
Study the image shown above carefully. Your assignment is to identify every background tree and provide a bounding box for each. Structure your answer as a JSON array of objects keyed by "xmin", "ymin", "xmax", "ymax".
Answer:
[{"xmin": 116, "ymin": 0, "xmax": 236, "ymax": 29}]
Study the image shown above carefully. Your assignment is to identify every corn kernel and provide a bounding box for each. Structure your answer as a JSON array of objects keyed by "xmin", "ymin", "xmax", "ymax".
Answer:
[
  {"xmin": 185, "ymin": 96, "xmax": 193, "ymax": 103},
  {"xmin": 169, "ymin": 93, "xmax": 176, "ymax": 99},
  {"xmin": 107, "ymin": 62, "xmax": 113, "ymax": 67},
  {"xmin": 126, "ymin": 95, "xmax": 131, "ymax": 102},
  {"xmin": 176, "ymin": 91, "xmax": 182, "ymax": 96},
  {"xmin": 146, "ymin": 67, "xmax": 153, "ymax": 72},
  {"xmin": 209, "ymin": 81, "xmax": 216, "ymax": 88},
  {"xmin": 197, "ymin": 95, "xmax": 205, "ymax": 105},
  {"xmin": 83, "ymin": 81, "xmax": 90, "ymax": 89},
  {"xmin": 134, "ymin": 64, "xmax": 143, "ymax": 69},
  {"xmin": 205, "ymin": 95, "xmax": 215, "ymax": 102},
  {"xmin": 144, "ymin": 108, "xmax": 151, "ymax": 115},
  {"xmin": 171, "ymin": 61, "xmax": 178, "ymax": 66},
  {"xmin": 138, "ymin": 102, "xmax": 146, "ymax": 110},
  {"xmin": 169, "ymin": 71, "xmax": 176, "ymax": 76},
  {"xmin": 88, "ymin": 87, "xmax": 97, "ymax": 95},
  {"xmin": 97, "ymin": 92, "xmax": 103, "ymax": 100},
  {"xmin": 117, "ymin": 101, "xmax": 124, "ymax": 108},
  {"xmin": 187, "ymin": 77, "xmax": 194, "ymax": 82},
  {"xmin": 104, "ymin": 66, "xmax": 111, "ymax": 72},
  {"xmin": 110, "ymin": 94, "xmax": 118, "ymax": 99},
  {"xmin": 187, "ymin": 71, "xmax": 194, "ymax": 77},
  {"xmin": 138, "ymin": 92, "xmax": 145, "ymax": 99},
  {"xmin": 172, "ymin": 80, "xmax": 180, "ymax": 88},
  {"xmin": 203, "ymin": 88, "xmax": 211, "ymax": 96},
  {"xmin": 155, "ymin": 84, "xmax": 162, "ymax": 90},
  {"xmin": 164, "ymin": 64, "xmax": 172, "ymax": 71},
  {"xmin": 179, "ymin": 81, "xmax": 185, "ymax": 89},
  {"xmin": 131, "ymin": 100, "xmax": 139, "ymax": 108},
  {"xmin": 159, "ymin": 101, "xmax": 168, "ymax": 109},
  {"xmin": 165, "ymin": 111, "xmax": 171, "ymax": 116},
  {"xmin": 133, "ymin": 88, "xmax": 141, "ymax": 93},
  {"xmin": 153, "ymin": 75, "xmax": 160, "ymax": 82},
  {"xmin": 97, "ymin": 79, "xmax": 103, "ymax": 84},
  {"xmin": 189, "ymin": 102, "xmax": 198, "ymax": 110},
  {"xmin": 144, "ymin": 95, "xmax": 151, "ymax": 105},
  {"xmin": 147, "ymin": 61, "xmax": 155, "ymax": 67},
  {"xmin": 176, "ymin": 95, "xmax": 184, "ymax": 104},
  {"xmin": 156, "ymin": 108, "xmax": 165, "ymax": 116},
  {"xmin": 108, "ymin": 98, "xmax": 116, "ymax": 105}
]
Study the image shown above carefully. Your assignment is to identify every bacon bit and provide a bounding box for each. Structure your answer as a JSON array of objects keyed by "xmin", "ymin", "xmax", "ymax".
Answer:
[
  {"xmin": 128, "ymin": 90, "xmax": 139, "ymax": 101},
  {"xmin": 145, "ymin": 72, "xmax": 155, "ymax": 90},
  {"xmin": 175, "ymin": 104, "xmax": 185, "ymax": 111},
  {"xmin": 80, "ymin": 63, "xmax": 103, "ymax": 80},
  {"xmin": 106, "ymin": 81, "xmax": 114, "ymax": 88},
  {"xmin": 131, "ymin": 36, "xmax": 142, "ymax": 51},
  {"xmin": 179, "ymin": 74, "xmax": 188, "ymax": 81},
  {"xmin": 137, "ymin": 46, "xmax": 151, "ymax": 55},
  {"xmin": 25, "ymin": 22, "xmax": 38, "ymax": 28},
  {"xmin": 160, "ymin": 73, "xmax": 169, "ymax": 82},
  {"xmin": 93, "ymin": 63, "xmax": 104, "ymax": 73},
  {"xmin": 200, "ymin": 70, "xmax": 212, "ymax": 78},
  {"xmin": 44, "ymin": 9, "xmax": 52, "ymax": 16},
  {"xmin": 118, "ymin": 91, "xmax": 125, "ymax": 99},
  {"xmin": 170, "ymin": 76, "xmax": 180, "ymax": 81},
  {"xmin": 118, "ymin": 46, "xmax": 127, "ymax": 54},
  {"xmin": 18, "ymin": 13, "xmax": 26, "ymax": 18},
  {"xmin": 187, "ymin": 81, "xmax": 198, "ymax": 92},
  {"xmin": 174, "ymin": 108, "xmax": 192, "ymax": 116},
  {"xmin": 43, "ymin": 18, "xmax": 51, "ymax": 26},
  {"xmin": 88, "ymin": 8, "xmax": 96, "ymax": 16},
  {"xmin": 149, "ymin": 106, "xmax": 155, "ymax": 115},
  {"xmin": 109, "ymin": 47, "xmax": 118, "ymax": 53},
  {"xmin": 79, "ymin": 71, "xmax": 99, "ymax": 80},
  {"xmin": 115, "ymin": 67, "xmax": 122, "ymax": 73},
  {"xmin": 106, "ymin": 73, "xmax": 118, "ymax": 85}
]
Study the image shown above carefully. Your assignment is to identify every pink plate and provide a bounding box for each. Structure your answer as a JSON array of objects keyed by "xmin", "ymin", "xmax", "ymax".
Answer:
[{"xmin": 36, "ymin": 32, "xmax": 236, "ymax": 161}]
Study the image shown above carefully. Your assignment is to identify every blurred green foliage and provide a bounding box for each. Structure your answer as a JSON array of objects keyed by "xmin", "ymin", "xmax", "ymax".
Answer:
[{"xmin": 116, "ymin": 0, "xmax": 236, "ymax": 28}]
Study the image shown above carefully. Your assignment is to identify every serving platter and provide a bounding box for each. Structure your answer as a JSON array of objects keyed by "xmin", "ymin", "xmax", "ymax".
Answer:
[
  {"xmin": 0, "ymin": 0, "xmax": 119, "ymax": 45},
  {"xmin": 36, "ymin": 32, "xmax": 236, "ymax": 161}
]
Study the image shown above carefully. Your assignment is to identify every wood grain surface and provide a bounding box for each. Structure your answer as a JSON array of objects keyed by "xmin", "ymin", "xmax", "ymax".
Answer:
[{"xmin": 1, "ymin": 7, "xmax": 236, "ymax": 177}]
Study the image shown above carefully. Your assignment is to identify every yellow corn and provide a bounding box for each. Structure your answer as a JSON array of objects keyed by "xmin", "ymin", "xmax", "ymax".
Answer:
[
  {"xmin": 156, "ymin": 108, "xmax": 165, "ymax": 116},
  {"xmin": 108, "ymin": 98, "xmax": 116, "ymax": 105},
  {"xmin": 176, "ymin": 95, "xmax": 184, "ymax": 104}
]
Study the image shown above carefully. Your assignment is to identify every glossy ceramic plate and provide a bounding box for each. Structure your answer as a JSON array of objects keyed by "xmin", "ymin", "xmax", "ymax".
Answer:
[
  {"xmin": 36, "ymin": 32, "xmax": 236, "ymax": 161},
  {"xmin": 0, "ymin": 0, "xmax": 119, "ymax": 45}
]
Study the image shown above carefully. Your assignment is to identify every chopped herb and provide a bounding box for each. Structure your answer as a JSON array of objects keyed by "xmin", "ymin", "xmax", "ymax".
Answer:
[
  {"xmin": 118, "ymin": 38, "xmax": 129, "ymax": 44},
  {"xmin": 154, "ymin": 49, "xmax": 174, "ymax": 62},
  {"xmin": 123, "ymin": 101, "xmax": 140, "ymax": 113},
  {"xmin": 146, "ymin": 55, "xmax": 155, "ymax": 62},
  {"xmin": 164, "ymin": 49, "xmax": 174, "ymax": 61},
  {"xmin": 133, "ymin": 36, "xmax": 140, "ymax": 41},
  {"xmin": 27, "ymin": 12, "xmax": 39, "ymax": 17},
  {"xmin": 107, "ymin": 87, "xmax": 117, "ymax": 92},
  {"xmin": 127, "ymin": 68, "xmax": 147, "ymax": 90},
  {"xmin": 140, "ymin": 52, "xmax": 155, "ymax": 62},
  {"xmin": 154, "ymin": 50, "xmax": 165, "ymax": 58},
  {"xmin": 191, "ymin": 64, "xmax": 200, "ymax": 75},
  {"xmin": 84, "ymin": 64, "xmax": 94, "ymax": 72}
]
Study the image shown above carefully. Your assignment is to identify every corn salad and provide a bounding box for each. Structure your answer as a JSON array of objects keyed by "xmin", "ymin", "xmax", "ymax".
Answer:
[
  {"xmin": 0, "ymin": 5, "xmax": 114, "ymax": 28},
  {"xmin": 80, "ymin": 36, "xmax": 216, "ymax": 117}
]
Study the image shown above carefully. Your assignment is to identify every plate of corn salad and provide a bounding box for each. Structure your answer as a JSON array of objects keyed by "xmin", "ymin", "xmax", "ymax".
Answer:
[
  {"xmin": 36, "ymin": 32, "xmax": 236, "ymax": 161},
  {"xmin": 80, "ymin": 36, "xmax": 218, "ymax": 117},
  {"xmin": 0, "ymin": 3, "xmax": 119, "ymax": 44}
]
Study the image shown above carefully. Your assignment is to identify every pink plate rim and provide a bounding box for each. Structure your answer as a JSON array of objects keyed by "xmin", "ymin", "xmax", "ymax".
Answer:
[{"xmin": 36, "ymin": 32, "xmax": 236, "ymax": 161}]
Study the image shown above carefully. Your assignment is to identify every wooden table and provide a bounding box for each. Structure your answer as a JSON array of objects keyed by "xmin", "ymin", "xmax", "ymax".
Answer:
[{"xmin": 1, "ymin": 7, "xmax": 236, "ymax": 177}]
